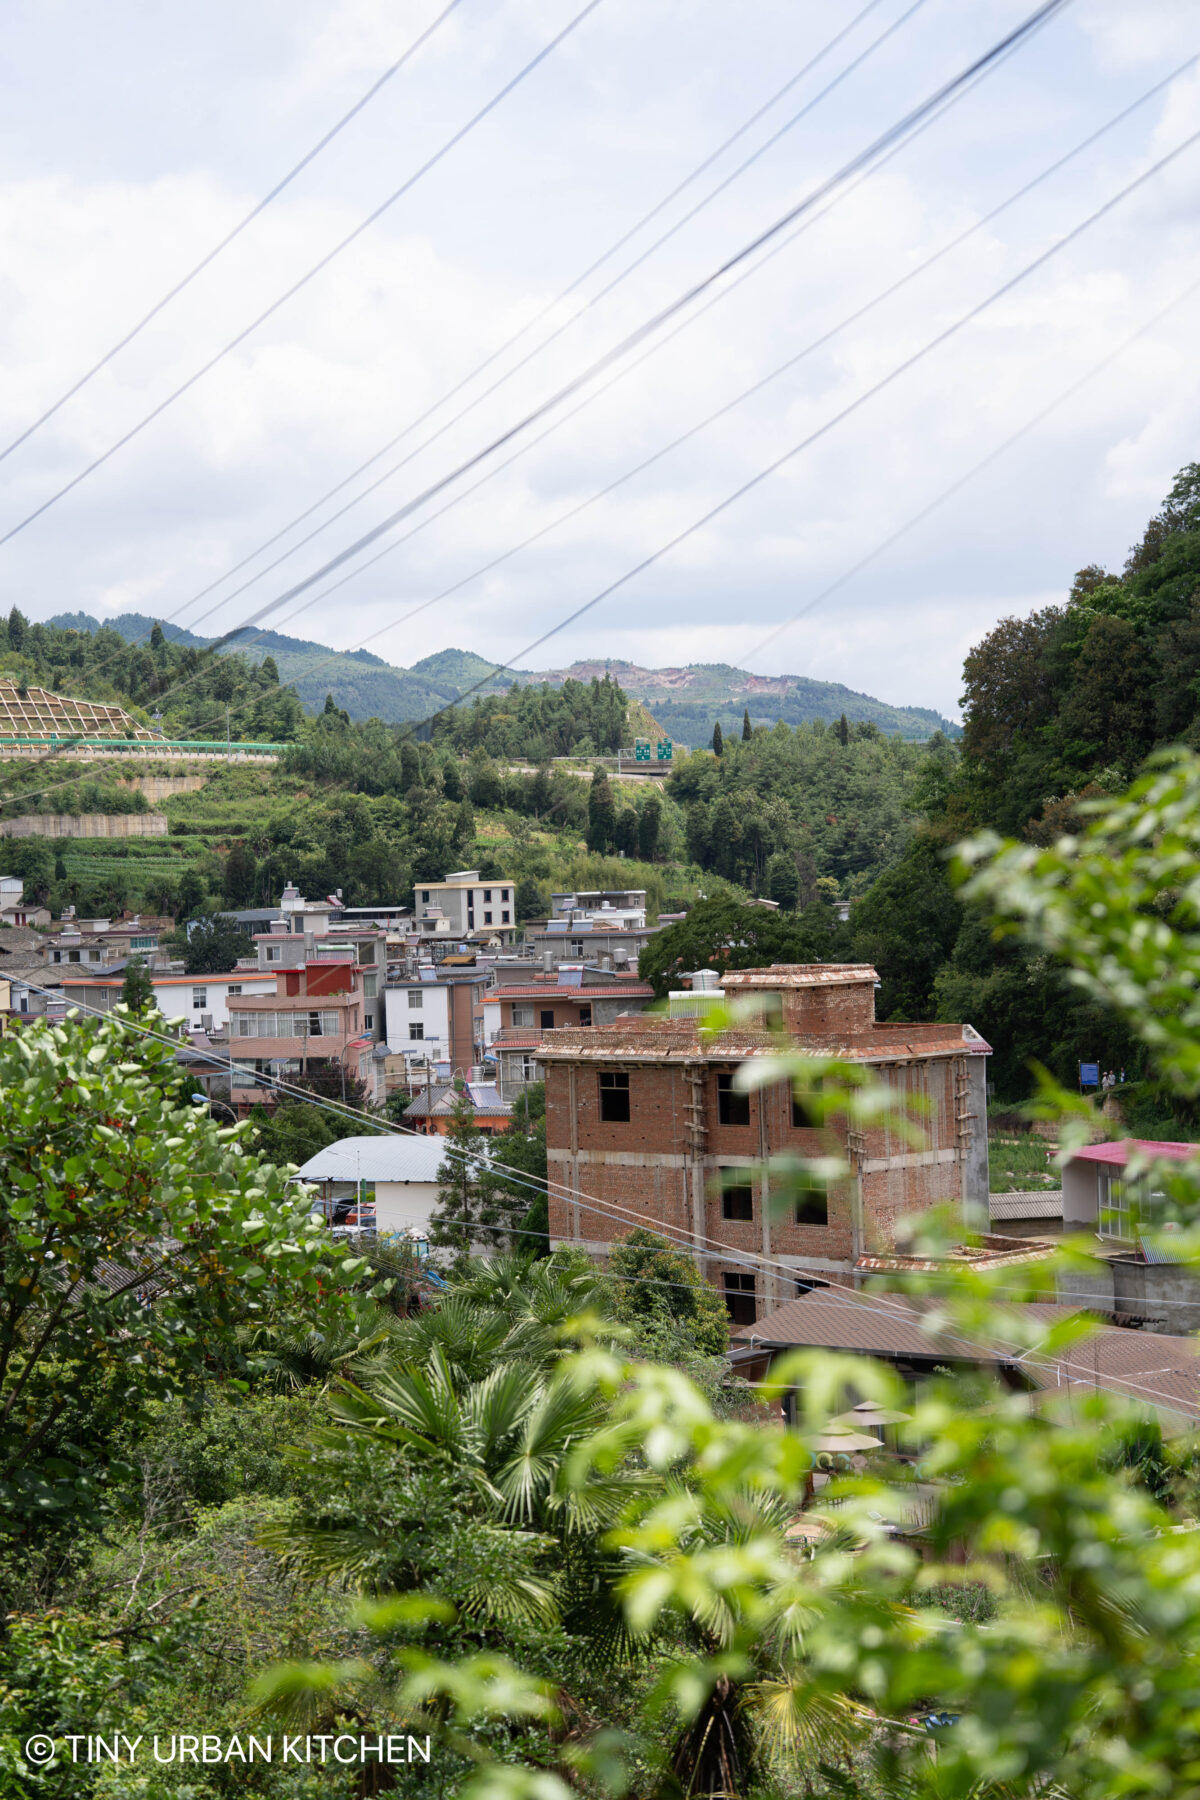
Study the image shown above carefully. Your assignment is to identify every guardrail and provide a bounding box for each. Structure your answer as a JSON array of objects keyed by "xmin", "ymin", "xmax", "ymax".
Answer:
[{"xmin": 0, "ymin": 737, "xmax": 288, "ymax": 752}]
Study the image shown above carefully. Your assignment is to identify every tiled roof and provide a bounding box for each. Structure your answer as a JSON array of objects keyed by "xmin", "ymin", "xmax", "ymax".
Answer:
[
  {"xmin": 730, "ymin": 1290, "xmax": 987, "ymax": 1363},
  {"xmin": 536, "ymin": 1016, "xmax": 983, "ymax": 1064},
  {"xmin": 722, "ymin": 963, "xmax": 879, "ymax": 989}
]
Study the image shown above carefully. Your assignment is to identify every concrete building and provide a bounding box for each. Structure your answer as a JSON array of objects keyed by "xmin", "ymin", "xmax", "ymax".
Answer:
[
  {"xmin": 540, "ymin": 963, "xmax": 990, "ymax": 1321},
  {"xmin": 293, "ymin": 1135, "xmax": 445, "ymax": 1238},
  {"xmin": 1058, "ymin": 1138, "xmax": 1200, "ymax": 1333},
  {"xmin": 415, "ymin": 871, "xmax": 517, "ymax": 943},
  {"xmin": 44, "ymin": 916, "xmax": 173, "ymax": 969},
  {"xmin": 228, "ymin": 939, "xmax": 381, "ymax": 1111},
  {"xmin": 483, "ymin": 965, "xmax": 655, "ymax": 1104},
  {"xmin": 61, "ymin": 967, "xmax": 277, "ymax": 1030},
  {"xmin": 383, "ymin": 967, "xmax": 491, "ymax": 1077}
]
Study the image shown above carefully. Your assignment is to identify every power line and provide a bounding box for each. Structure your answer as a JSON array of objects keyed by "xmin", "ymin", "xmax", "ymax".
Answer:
[
  {"xmin": 244, "ymin": 46, "xmax": 1200, "ymax": 670},
  {"xmin": 158, "ymin": 0, "xmax": 1073, "ymax": 649},
  {"xmin": 0, "ymin": 0, "xmax": 1059, "ymax": 768},
  {"xmin": 397, "ymin": 116, "xmax": 1200, "ymax": 733},
  {"xmin": 21, "ymin": 977, "xmax": 1196, "ymax": 1408},
  {"xmin": 0, "ymin": 0, "xmax": 608, "ymax": 547},
  {"xmin": 165, "ymin": 0, "xmax": 927, "ymax": 633},
  {"xmin": 0, "ymin": 0, "xmax": 466, "ymax": 470}
]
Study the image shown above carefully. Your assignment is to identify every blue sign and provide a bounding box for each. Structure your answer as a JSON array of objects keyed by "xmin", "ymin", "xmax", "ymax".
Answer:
[{"xmin": 1079, "ymin": 1062, "xmax": 1100, "ymax": 1088}]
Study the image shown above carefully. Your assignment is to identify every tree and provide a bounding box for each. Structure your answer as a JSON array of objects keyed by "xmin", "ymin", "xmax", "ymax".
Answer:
[
  {"xmin": 639, "ymin": 897, "xmax": 833, "ymax": 997},
  {"xmin": 637, "ymin": 793, "xmax": 662, "ymax": 862},
  {"xmin": 429, "ymin": 1090, "xmax": 507, "ymax": 1269},
  {"xmin": 515, "ymin": 877, "xmax": 545, "ymax": 921},
  {"xmin": 222, "ymin": 840, "xmax": 258, "ymax": 907},
  {"xmin": 834, "ymin": 711, "xmax": 850, "ymax": 746},
  {"xmin": 120, "ymin": 955, "xmax": 155, "ymax": 1013},
  {"xmin": 149, "ymin": 621, "xmax": 166, "ymax": 651},
  {"xmin": 442, "ymin": 757, "xmax": 464, "ymax": 802},
  {"xmin": 764, "ymin": 850, "xmax": 800, "ymax": 911},
  {"xmin": 712, "ymin": 721, "xmax": 724, "ymax": 757},
  {"xmin": 586, "ymin": 766, "xmax": 616, "ymax": 854},
  {"xmin": 482, "ymin": 1085, "xmax": 548, "ymax": 1259},
  {"xmin": 176, "ymin": 869, "xmax": 206, "ymax": 920},
  {"xmin": 742, "ymin": 707, "xmax": 752, "ymax": 741},
  {"xmin": 608, "ymin": 1227, "xmax": 729, "ymax": 1355},
  {"xmin": 0, "ymin": 1014, "xmax": 345, "ymax": 1549},
  {"xmin": 173, "ymin": 912, "xmax": 254, "ymax": 976},
  {"xmin": 7, "ymin": 605, "xmax": 27, "ymax": 652}
]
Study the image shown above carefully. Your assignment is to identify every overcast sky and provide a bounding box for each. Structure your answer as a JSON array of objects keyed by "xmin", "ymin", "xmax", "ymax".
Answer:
[{"xmin": 0, "ymin": 0, "xmax": 1197, "ymax": 717}]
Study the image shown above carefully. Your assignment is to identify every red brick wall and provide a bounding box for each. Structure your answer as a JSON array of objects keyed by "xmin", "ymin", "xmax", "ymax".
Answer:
[{"xmin": 779, "ymin": 979, "xmax": 875, "ymax": 1036}]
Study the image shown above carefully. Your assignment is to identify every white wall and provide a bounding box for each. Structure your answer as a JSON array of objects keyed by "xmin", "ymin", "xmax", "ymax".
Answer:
[
  {"xmin": 152, "ymin": 973, "xmax": 276, "ymax": 1031},
  {"xmin": 385, "ymin": 983, "xmax": 449, "ymax": 1059},
  {"xmin": 375, "ymin": 1180, "xmax": 440, "ymax": 1237}
]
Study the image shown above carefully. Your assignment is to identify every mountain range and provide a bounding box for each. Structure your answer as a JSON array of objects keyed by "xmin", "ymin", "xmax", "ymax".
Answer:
[{"xmin": 48, "ymin": 614, "xmax": 959, "ymax": 740}]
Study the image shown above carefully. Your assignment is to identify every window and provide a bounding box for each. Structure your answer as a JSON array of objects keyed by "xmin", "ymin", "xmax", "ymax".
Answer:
[
  {"xmin": 409, "ymin": 1022, "xmax": 425, "ymax": 1041},
  {"xmin": 68, "ymin": 950, "xmax": 80, "ymax": 963},
  {"xmin": 540, "ymin": 1009, "xmax": 555, "ymax": 1031},
  {"xmin": 364, "ymin": 1010, "xmax": 375, "ymax": 1031},
  {"xmin": 599, "ymin": 1071, "xmax": 630, "ymax": 1122},
  {"xmin": 792, "ymin": 1095, "xmax": 806, "ymax": 1129},
  {"xmin": 502, "ymin": 910, "xmax": 510, "ymax": 924},
  {"xmin": 512, "ymin": 1005, "xmax": 534, "ymax": 1028},
  {"xmin": 502, "ymin": 889, "xmax": 511, "ymax": 903},
  {"xmin": 1099, "ymin": 1170, "xmax": 1141, "ymax": 1240},
  {"xmin": 52, "ymin": 951, "xmax": 61, "ymax": 963},
  {"xmin": 794, "ymin": 1188, "xmax": 829, "ymax": 1226},
  {"xmin": 484, "ymin": 912, "xmax": 492, "ymax": 925},
  {"xmin": 579, "ymin": 1004, "xmax": 592, "ymax": 1027},
  {"xmin": 720, "ymin": 1174, "xmax": 755, "ymax": 1221},
  {"xmin": 421, "ymin": 891, "xmax": 430, "ymax": 904},
  {"xmin": 362, "ymin": 972, "xmax": 377, "ymax": 999},
  {"xmin": 483, "ymin": 889, "xmax": 492, "ymax": 902},
  {"xmin": 723, "ymin": 1272, "xmax": 756, "ymax": 1325},
  {"xmin": 571, "ymin": 940, "xmax": 584, "ymax": 956},
  {"xmin": 408, "ymin": 989, "xmax": 422, "ymax": 1009},
  {"xmin": 131, "ymin": 935, "xmax": 155, "ymax": 950},
  {"xmin": 357, "ymin": 941, "xmax": 375, "ymax": 965},
  {"xmin": 717, "ymin": 1072, "xmax": 750, "ymax": 1127},
  {"xmin": 191, "ymin": 988, "xmax": 207, "ymax": 1010},
  {"xmin": 227, "ymin": 984, "xmax": 241, "ymax": 995},
  {"xmin": 521, "ymin": 1054, "xmax": 538, "ymax": 1081},
  {"xmin": 266, "ymin": 945, "xmax": 282, "ymax": 963}
]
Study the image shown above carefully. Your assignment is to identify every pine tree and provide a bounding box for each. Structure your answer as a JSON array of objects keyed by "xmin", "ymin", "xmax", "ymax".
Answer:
[
  {"xmin": 742, "ymin": 708, "xmax": 752, "ymax": 741},
  {"xmin": 835, "ymin": 712, "xmax": 850, "ymax": 746},
  {"xmin": 712, "ymin": 721, "xmax": 724, "ymax": 757},
  {"xmin": 429, "ymin": 1089, "xmax": 524, "ymax": 1270},
  {"xmin": 120, "ymin": 956, "xmax": 155, "ymax": 1013},
  {"xmin": 587, "ymin": 766, "xmax": 617, "ymax": 853},
  {"xmin": 7, "ymin": 606, "xmax": 27, "ymax": 652}
]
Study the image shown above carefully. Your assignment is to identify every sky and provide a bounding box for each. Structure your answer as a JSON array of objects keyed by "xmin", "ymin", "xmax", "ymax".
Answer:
[{"xmin": 0, "ymin": 0, "xmax": 1197, "ymax": 718}]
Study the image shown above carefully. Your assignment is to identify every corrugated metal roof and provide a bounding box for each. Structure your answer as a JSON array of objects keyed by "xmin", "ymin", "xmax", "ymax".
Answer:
[
  {"xmin": 990, "ymin": 1190, "xmax": 1064, "ymax": 1219},
  {"xmin": 731, "ymin": 1290, "xmax": 988, "ymax": 1362},
  {"xmin": 295, "ymin": 1135, "xmax": 446, "ymax": 1182},
  {"xmin": 1071, "ymin": 1138, "xmax": 1198, "ymax": 1166}
]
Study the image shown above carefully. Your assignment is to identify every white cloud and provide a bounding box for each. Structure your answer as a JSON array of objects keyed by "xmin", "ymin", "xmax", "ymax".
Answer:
[{"xmin": 0, "ymin": 0, "xmax": 1197, "ymax": 715}]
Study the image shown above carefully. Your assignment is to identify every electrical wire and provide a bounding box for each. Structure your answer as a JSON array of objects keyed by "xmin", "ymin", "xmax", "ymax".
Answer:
[
  {"xmin": 166, "ymin": 0, "xmax": 931, "ymax": 634},
  {"xmin": 163, "ymin": 0, "xmax": 909, "ymax": 626},
  {"xmin": 18, "ymin": 974, "xmax": 1198, "ymax": 1411},
  {"xmin": 7, "ymin": 187, "xmax": 1200, "ymax": 817},
  {"xmin": 391, "ymin": 116, "xmax": 1200, "ymax": 735},
  {"xmin": 0, "ymin": 0, "xmax": 466, "ymax": 469},
  {"xmin": 0, "ymin": 0, "xmax": 608, "ymax": 546},
  {"xmin": 0, "ymin": 0, "xmax": 1064, "ymax": 759},
  {"xmin": 148, "ymin": 0, "xmax": 1072, "ymax": 649}
]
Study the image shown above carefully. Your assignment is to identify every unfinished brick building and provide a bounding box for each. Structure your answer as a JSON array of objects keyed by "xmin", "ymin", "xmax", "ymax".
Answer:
[{"xmin": 540, "ymin": 964, "xmax": 990, "ymax": 1321}]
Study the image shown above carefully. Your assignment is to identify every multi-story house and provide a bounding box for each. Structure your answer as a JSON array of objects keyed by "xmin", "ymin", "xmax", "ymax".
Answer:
[
  {"xmin": 483, "ymin": 965, "xmax": 656, "ymax": 1103},
  {"xmin": 61, "ymin": 967, "xmax": 276, "ymax": 1031},
  {"xmin": 413, "ymin": 870, "xmax": 518, "ymax": 946},
  {"xmin": 383, "ymin": 968, "xmax": 491, "ymax": 1077},
  {"xmin": 228, "ymin": 931, "xmax": 384, "ymax": 1111},
  {"xmin": 539, "ymin": 963, "xmax": 990, "ymax": 1323}
]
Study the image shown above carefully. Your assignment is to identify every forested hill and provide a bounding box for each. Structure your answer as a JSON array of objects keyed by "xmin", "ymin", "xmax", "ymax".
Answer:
[
  {"xmin": 847, "ymin": 458, "xmax": 1200, "ymax": 1110},
  {"xmin": 47, "ymin": 614, "xmax": 954, "ymax": 739}
]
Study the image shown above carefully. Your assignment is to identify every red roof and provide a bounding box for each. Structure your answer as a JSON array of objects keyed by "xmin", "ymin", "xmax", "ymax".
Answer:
[{"xmin": 1071, "ymin": 1138, "xmax": 1199, "ymax": 1166}]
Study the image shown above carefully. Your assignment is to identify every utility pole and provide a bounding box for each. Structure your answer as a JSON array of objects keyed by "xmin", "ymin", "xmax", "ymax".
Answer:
[{"xmin": 226, "ymin": 705, "xmax": 230, "ymax": 747}]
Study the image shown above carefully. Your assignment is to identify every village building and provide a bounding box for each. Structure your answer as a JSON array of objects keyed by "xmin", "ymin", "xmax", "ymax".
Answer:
[
  {"xmin": 540, "ymin": 963, "xmax": 990, "ymax": 1321},
  {"xmin": 383, "ymin": 967, "xmax": 492, "ymax": 1077},
  {"xmin": 292, "ymin": 1135, "xmax": 446, "ymax": 1238},
  {"xmin": 227, "ymin": 929, "xmax": 383, "ymax": 1111}
]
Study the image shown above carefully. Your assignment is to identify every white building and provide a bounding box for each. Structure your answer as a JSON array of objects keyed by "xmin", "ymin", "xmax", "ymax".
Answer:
[
  {"xmin": 415, "ymin": 870, "xmax": 515, "ymax": 937},
  {"xmin": 293, "ymin": 1135, "xmax": 446, "ymax": 1239},
  {"xmin": 59, "ymin": 966, "xmax": 277, "ymax": 1032}
]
